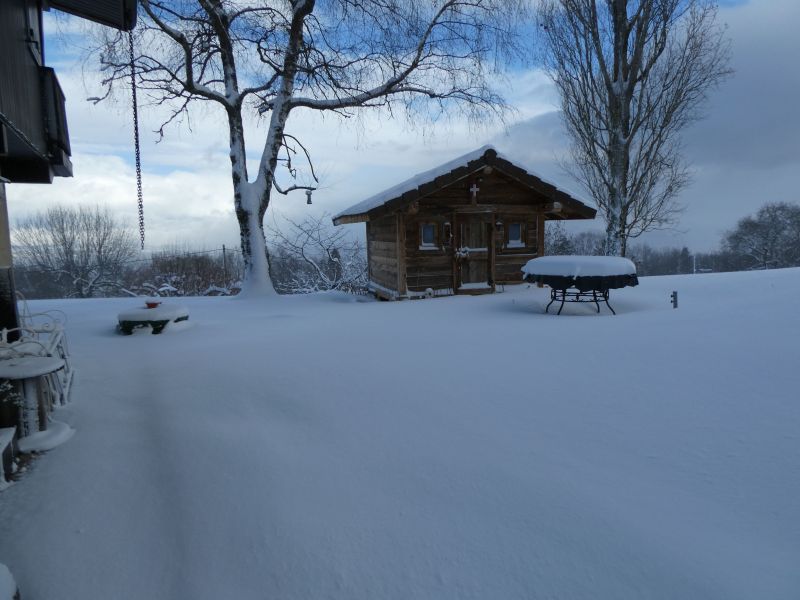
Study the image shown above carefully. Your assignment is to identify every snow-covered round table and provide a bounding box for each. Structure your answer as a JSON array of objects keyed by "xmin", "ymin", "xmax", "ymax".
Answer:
[
  {"xmin": 0, "ymin": 356, "xmax": 65, "ymax": 435},
  {"xmin": 117, "ymin": 304, "xmax": 189, "ymax": 335},
  {"xmin": 522, "ymin": 256, "xmax": 638, "ymax": 315}
]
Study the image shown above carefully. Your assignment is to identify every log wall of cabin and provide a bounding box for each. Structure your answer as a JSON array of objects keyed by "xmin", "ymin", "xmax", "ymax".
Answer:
[
  {"xmin": 404, "ymin": 208, "xmax": 454, "ymax": 294},
  {"xmin": 366, "ymin": 215, "xmax": 399, "ymax": 294},
  {"xmin": 494, "ymin": 212, "xmax": 540, "ymax": 284},
  {"xmin": 398, "ymin": 169, "xmax": 547, "ymax": 291}
]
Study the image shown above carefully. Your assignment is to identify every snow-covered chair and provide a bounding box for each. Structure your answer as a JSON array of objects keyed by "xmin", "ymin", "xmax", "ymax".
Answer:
[
  {"xmin": 0, "ymin": 296, "xmax": 74, "ymax": 439},
  {"xmin": 14, "ymin": 294, "xmax": 74, "ymax": 404},
  {"xmin": 0, "ymin": 327, "xmax": 69, "ymax": 395},
  {"xmin": 0, "ymin": 333, "xmax": 66, "ymax": 437}
]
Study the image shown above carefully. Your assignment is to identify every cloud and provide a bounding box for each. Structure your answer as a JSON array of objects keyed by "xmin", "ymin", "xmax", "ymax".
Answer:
[
  {"xmin": 683, "ymin": 0, "xmax": 800, "ymax": 170},
  {"xmin": 491, "ymin": 0, "xmax": 800, "ymax": 252},
  {"xmin": 7, "ymin": 153, "xmax": 240, "ymax": 249},
  {"xmin": 8, "ymin": 0, "xmax": 798, "ymax": 257}
]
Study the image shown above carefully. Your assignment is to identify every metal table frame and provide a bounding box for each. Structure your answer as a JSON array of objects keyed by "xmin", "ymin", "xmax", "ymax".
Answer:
[{"xmin": 546, "ymin": 287, "xmax": 615, "ymax": 315}]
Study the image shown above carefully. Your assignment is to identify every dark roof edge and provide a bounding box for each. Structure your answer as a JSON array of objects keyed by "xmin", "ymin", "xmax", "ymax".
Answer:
[{"xmin": 49, "ymin": 0, "xmax": 137, "ymax": 31}]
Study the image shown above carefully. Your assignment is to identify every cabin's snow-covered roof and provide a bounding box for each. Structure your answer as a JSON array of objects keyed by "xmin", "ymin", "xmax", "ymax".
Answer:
[
  {"xmin": 334, "ymin": 145, "xmax": 496, "ymax": 221},
  {"xmin": 333, "ymin": 145, "xmax": 593, "ymax": 224},
  {"xmin": 522, "ymin": 255, "xmax": 637, "ymax": 278}
]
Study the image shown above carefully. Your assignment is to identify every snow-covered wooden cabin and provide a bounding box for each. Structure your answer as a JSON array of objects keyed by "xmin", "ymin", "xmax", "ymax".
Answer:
[{"xmin": 332, "ymin": 146, "xmax": 596, "ymax": 299}]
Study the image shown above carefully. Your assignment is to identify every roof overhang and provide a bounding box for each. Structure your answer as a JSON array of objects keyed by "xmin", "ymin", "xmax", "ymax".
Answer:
[
  {"xmin": 333, "ymin": 214, "xmax": 371, "ymax": 225},
  {"xmin": 49, "ymin": 0, "xmax": 137, "ymax": 31}
]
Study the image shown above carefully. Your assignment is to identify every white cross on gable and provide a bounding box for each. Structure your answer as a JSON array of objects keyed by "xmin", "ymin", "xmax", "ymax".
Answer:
[{"xmin": 469, "ymin": 183, "xmax": 480, "ymax": 201}]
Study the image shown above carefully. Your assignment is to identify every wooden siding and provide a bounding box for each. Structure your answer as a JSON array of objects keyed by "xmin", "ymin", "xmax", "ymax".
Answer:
[
  {"xmin": 0, "ymin": 0, "xmax": 47, "ymax": 158},
  {"xmin": 494, "ymin": 214, "xmax": 539, "ymax": 284},
  {"xmin": 366, "ymin": 215, "xmax": 399, "ymax": 293},
  {"xmin": 411, "ymin": 169, "xmax": 555, "ymax": 211},
  {"xmin": 398, "ymin": 172, "xmax": 546, "ymax": 292},
  {"xmin": 364, "ymin": 166, "xmax": 558, "ymax": 296},
  {"xmin": 404, "ymin": 209, "xmax": 454, "ymax": 293}
]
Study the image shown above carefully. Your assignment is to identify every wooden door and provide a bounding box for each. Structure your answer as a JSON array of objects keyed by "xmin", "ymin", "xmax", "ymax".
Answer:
[{"xmin": 455, "ymin": 214, "xmax": 494, "ymax": 292}]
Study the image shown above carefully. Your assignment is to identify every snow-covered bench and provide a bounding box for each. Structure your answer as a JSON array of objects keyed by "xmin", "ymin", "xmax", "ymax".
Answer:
[
  {"xmin": 522, "ymin": 256, "xmax": 639, "ymax": 315},
  {"xmin": 117, "ymin": 304, "xmax": 190, "ymax": 335}
]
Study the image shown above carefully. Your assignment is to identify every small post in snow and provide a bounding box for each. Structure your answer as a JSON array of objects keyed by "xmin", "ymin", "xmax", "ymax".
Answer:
[{"xmin": 670, "ymin": 291, "xmax": 678, "ymax": 309}]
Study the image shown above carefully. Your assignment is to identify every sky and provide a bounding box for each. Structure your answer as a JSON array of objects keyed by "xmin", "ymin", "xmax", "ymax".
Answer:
[{"xmin": 6, "ymin": 0, "xmax": 799, "ymax": 255}]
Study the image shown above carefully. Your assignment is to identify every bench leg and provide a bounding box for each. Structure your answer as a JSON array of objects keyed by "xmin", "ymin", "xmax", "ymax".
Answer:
[{"xmin": 151, "ymin": 320, "xmax": 170, "ymax": 334}]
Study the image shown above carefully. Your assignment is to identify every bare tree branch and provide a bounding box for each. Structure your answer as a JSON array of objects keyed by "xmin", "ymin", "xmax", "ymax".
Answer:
[
  {"xmin": 12, "ymin": 206, "xmax": 137, "ymax": 298},
  {"xmin": 91, "ymin": 0, "xmax": 524, "ymax": 292},
  {"xmin": 538, "ymin": 0, "xmax": 731, "ymax": 256}
]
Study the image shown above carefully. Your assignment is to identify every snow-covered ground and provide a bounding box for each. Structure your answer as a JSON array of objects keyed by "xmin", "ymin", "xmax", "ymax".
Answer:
[{"xmin": 1, "ymin": 269, "xmax": 799, "ymax": 599}]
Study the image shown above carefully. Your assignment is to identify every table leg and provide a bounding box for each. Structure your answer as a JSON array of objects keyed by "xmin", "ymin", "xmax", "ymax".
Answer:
[
  {"xmin": 546, "ymin": 289, "xmax": 556, "ymax": 313},
  {"xmin": 604, "ymin": 291, "xmax": 616, "ymax": 315},
  {"xmin": 21, "ymin": 378, "xmax": 38, "ymax": 436}
]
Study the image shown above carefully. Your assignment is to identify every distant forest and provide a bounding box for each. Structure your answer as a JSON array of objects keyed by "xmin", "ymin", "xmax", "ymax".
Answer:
[
  {"xmin": 11, "ymin": 202, "xmax": 800, "ymax": 299},
  {"xmin": 547, "ymin": 202, "xmax": 800, "ymax": 276}
]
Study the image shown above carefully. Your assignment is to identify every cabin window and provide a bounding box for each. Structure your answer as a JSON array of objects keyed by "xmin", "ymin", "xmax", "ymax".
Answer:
[
  {"xmin": 420, "ymin": 223, "xmax": 437, "ymax": 249},
  {"xmin": 507, "ymin": 222, "xmax": 524, "ymax": 248}
]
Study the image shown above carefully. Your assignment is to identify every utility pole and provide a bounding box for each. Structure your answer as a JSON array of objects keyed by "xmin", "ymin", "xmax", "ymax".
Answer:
[{"xmin": 222, "ymin": 244, "xmax": 228, "ymax": 282}]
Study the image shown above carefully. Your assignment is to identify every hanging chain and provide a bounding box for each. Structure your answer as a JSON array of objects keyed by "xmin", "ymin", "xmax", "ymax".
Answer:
[{"xmin": 129, "ymin": 29, "xmax": 145, "ymax": 250}]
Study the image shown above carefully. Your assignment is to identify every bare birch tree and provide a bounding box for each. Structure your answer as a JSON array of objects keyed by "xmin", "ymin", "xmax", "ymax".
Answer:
[
  {"xmin": 538, "ymin": 0, "xmax": 730, "ymax": 256},
  {"xmin": 94, "ymin": 0, "xmax": 523, "ymax": 295}
]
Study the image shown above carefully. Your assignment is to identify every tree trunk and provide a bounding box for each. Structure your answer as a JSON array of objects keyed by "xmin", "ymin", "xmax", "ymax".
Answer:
[
  {"xmin": 227, "ymin": 107, "xmax": 276, "ymax": 296},
  {"xmin": 234, "ymin": 184, "xmax": 275, "ymax": 296},
  {"xmin": 222, "ymin": 2, "xmax": 312, "ymax": 297},
  {"xmin": 605, "ymin": 140, "xmax": 626, "ymax": 257}
]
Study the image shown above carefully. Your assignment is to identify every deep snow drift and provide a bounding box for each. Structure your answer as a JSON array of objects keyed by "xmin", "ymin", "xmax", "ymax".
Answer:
[{"xmin": 0, "ymin": 269, "xmax": 798, "ymax": 599}]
